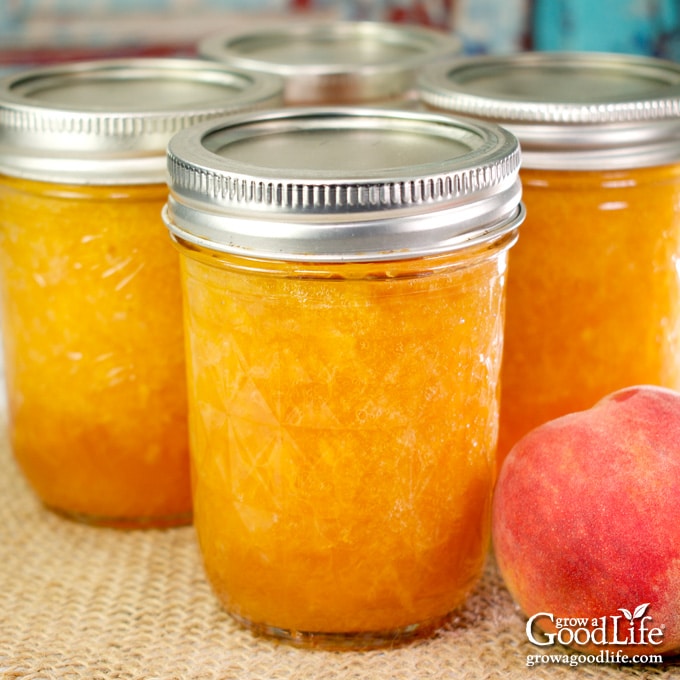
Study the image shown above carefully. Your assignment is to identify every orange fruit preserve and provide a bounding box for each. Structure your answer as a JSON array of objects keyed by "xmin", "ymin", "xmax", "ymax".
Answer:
[
  {"xmin": 0, "ymin": 178, "xmax": 191, "ymax": 526},
  {"xmin": 497, "ymin": 165, "xmax": 680, "ymax": 458},
  {"xmin": 182, "ymin": 244, "xmax": 511, "ymax": 641},
  {"xmin": 164, "ymin": 105, "xmax": 523, "ymax": 646},
  {"xmin": 416, "ymin": 52, "xmax": 680, "ymax": 465}
]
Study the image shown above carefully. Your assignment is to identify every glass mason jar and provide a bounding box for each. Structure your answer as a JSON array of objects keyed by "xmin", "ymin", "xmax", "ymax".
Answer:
[
  {"xmin": 0, "ymin": 58, "xmax": 283, "ymax": 527},
  {"xmin": 163, "ymin": 106, "xmax": 524, "ymax": 647},
  {"xmin": 198, "ymin": 20, "xmax": 461, "ymax": 105},
  {"xmin": 418, "ymin": 51, "xmax": 680, "ymax": 463}
]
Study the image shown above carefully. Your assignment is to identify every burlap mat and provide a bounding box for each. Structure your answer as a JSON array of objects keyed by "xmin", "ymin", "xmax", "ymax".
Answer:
[{"xmin": 1, "ymin": 416, "xmax": 678, "ymax": 680}]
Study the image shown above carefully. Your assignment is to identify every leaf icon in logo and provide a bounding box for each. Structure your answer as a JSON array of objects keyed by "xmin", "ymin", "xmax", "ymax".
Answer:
[
  {"xmin": 633, "ymin": 603, "xmax": 650, "ymax": 619},
  {"xmin": 618, "ymin": 603, "xmax": 650, "ymax": 621}
]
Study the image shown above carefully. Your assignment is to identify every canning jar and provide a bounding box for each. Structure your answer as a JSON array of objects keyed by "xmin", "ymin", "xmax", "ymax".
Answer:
[
  {"xmin": 164, "ymin": 106, "xmax": 524, "ymax": 647},
  {"xmin": 0, "ymin": 58, "xmax": 283, "ymax": 527},
  {"xmin": 419, "ymin": 51, "xmax": 680, "ymax": 462},
  {"xmin": 198, "ymin": 20, "xmax": 461, "ymax": 105}
]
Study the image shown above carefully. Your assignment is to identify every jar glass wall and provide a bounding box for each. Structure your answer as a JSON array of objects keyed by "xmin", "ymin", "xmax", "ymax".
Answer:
[
  {"xmin": 0, "ymin": 178, "xmax": 191, "ymax": 526},
  {"xmin": 497, "ymin": 164, "xmax": 680, "ymax": 455},
  {"xmin": 177, "ymin": 238, "xmax": 515, "ymax": 647},
  {"xmin": 417, "ymin": 51, "xmax": 680, "ymax": 463},
  {"xmin": 0, "ymin": 57, "xmax": 283, "ymax": 526},
  {"xmin": 164, "ymin": 105, "xmax": 523, "ymax": 646}
]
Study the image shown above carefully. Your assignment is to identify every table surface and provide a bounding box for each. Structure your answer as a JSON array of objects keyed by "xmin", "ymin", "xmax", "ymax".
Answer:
[{"xmin": 0, "ymin": 418, "xmax": 676, "ymax": 680}]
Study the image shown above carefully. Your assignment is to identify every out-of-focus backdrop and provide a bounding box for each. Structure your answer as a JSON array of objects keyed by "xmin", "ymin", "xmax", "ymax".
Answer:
[{"xmin": 1, "ymin": 0, "xmax": 679, "ymax": 74}]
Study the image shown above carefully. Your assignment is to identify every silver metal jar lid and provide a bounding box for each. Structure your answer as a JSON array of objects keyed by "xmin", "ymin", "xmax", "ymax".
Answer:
[
  {"xmin": 198, "ymin": 21, "xmax": 462, "ymax": 104},
  {"xmin": 164, "ymin": 106, "xmax": 524, "ymax": 262},
  {"xmin": 418, "ymin": 51, "xmax": 680, "ymax": 170},
  {"xmin": 0, "ymin": 58, "xmax": 284, "ymax": 184}
]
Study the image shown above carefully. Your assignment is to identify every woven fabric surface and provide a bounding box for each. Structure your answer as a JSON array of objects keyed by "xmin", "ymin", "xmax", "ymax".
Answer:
[{"xmin": 0, "ymin": 421, "xmax": 678, "ymax": 680}]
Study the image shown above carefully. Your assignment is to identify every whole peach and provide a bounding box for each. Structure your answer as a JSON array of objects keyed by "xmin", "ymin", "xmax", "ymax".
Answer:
[{"xmin": 492, "ymin": 385, "xmax": 680, "ymax": 656}]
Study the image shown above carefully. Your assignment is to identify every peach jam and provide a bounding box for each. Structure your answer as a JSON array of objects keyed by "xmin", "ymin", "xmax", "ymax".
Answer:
[
  {"xmin": 163, "ymin": 107, "xmax": 524, "ymax": 647},
  {"xmin": 198, "ymin": 20, "xmax": 461, "ymax": 105},
  {"xmin": 0, "ymin": 58, "xmax": 283, "ymax": 527},
  {"xmin": 419, "ymin": 51, "xmax": 680, "ymax": 463}
]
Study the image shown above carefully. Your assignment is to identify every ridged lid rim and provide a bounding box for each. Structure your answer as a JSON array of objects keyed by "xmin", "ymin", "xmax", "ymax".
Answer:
[
  {"xmin": 199, "ymin": 21, "xmax": 463, "ymax": 77},
  {"xmin": 418, "ymin": 52, "xmax": 680, "ymax": 169},
  {"xmin": 418, "ymin": 51, "xmax": 680, "ymax": 124},
  {"xmin": 164, "ymin": 106, "xmax": 524, "ymax": 261},
  {"xmin": 0, "ymin": 57, "xmax": 284, "ymax": 184},
  {"xmin": 198, "ymin": 21, "xmax": 462, "ymax": 103}
]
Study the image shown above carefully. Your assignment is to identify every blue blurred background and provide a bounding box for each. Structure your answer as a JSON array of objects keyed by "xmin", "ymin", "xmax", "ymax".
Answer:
[{"xmin": 1, "ymin": 0, "xmax": 679, "ymax": 71}]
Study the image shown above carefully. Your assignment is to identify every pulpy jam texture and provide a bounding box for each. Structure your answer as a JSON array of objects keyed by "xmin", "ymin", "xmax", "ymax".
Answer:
[
  {"xmin": 181, "ymin": 242, "xmax": 512, "ymax": 641},
  {"xmin": 498, "ymin": 165, "xmax": 680, "ymax": 460},
  {"xmin": 0, "ymin": 177, "xmax": 191, "ymax": 526}
]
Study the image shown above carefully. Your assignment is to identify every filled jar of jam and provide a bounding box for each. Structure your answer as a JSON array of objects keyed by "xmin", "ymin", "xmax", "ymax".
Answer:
[
  {"xmin": 163, "ymin": 106, "xmax": 524, "ymax": 647},
  {"xmin": 198, "ymin": 20, "xmax": 461, "ymax": 105},
  {"xmin": 419, "ymin": 51, "xmax": 680, "ymax": 463},
  {"xmin": 0, "ymin": 58, "xmax": 283, "ymax": 527}
]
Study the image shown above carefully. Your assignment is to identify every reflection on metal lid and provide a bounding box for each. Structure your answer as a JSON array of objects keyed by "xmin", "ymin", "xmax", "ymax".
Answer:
[
  {"xmin": 418, "ymin": 51, "xmax": 680, "ymax": 169},
  {"xmin": 0, "ymin": 57, "xmax": 284, "ymax": 184},
  {"xmin": 164, "ymin": 106, "xmax": 524, "ymax": 261},
  {"xmin": 199, "ymin": 21, "xmax": 462, "ymax": 104}
]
